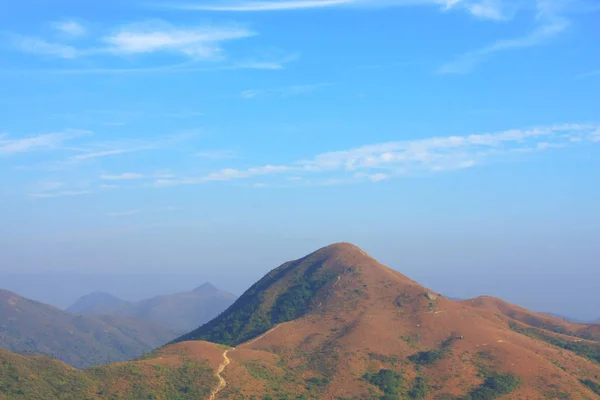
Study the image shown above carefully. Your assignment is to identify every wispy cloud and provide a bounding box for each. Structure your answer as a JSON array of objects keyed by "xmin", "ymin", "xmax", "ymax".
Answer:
[
  {"xmin": 11, "ymin": 35, "xmax": 79, "ymax": 59},
  {"xmin": 65, "ymin": 132, "xmax": 199, "ymax": 163},
  {"xmin": 465, "ymin": 0, "xmax": 507, "ymax": 20},
  {"xmin": 102, "ymin": 21, "xmax": 255, "ymax": 58},
  {"xmin": 28, "ymin": 190, "xmax": 92, "ymax": 199},
  {"xmin": 51, "ymin": 20, "xmax": 87, "ymax": 38},
  {"xmin": 153, "ymin": 0, "xmax": 518, "ymax": 19},
  {"xmin": 438, "ymin": 0, "xmax": 571, "ymax": 74},
  {"xmin": 156, "ymin": 0, "xmax": 355, "ymax": 12},
  {"xmin": 438, "ymin": 18, "xmax": 568, "ymax": 74},
  {"xmin": 239, "ymin": 83, "xmax": 333, "ymax": 99},
  {"xmin": 196, "ymin": 149, "xmax": 237, "ymax": 159},
  {"xmin": 100, "ymin": 173, "xmax": 146, "ymax": 180},
  {"xmin": 11, "ymin": 20, "xmax": 258, "ymax": 63},
  {"xmin": 70, "ymin": 148, "xmax": 144, "ymax": 161},
  {"xmin": 152, "ymin": 123, "xmax": 600, "ymax": 187},
  {"xmin": 577, "ymin": 68, "xmax": 600, "ymax": 79},
  {"xmin": 0, "ymin": 130, "xmax": 90, "ymax": 156},
  {"xmin": 4, "ymin": 53, "xmax": 299, "ymax": 75}
]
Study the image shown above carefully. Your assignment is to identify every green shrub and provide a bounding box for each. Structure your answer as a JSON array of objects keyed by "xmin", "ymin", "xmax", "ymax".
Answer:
[
  {"xmin": 362, "ymin": 369, "xmax": 403, "ymax": 399},
  {"xmin": 509, "ymin": 323, "xmax": 600, "ymax": 364},
  {"xmin": 408, "ymin": 376, "xmax": 427, "ymax": 399},
  {"xmin": 408, "ymin": 349, "xmax": 446, "ymax": 365},
  {"xmin": 463, "ymin": 373, "xmax": 521, "ymax": 400},
  {"xmin": 580, "ymin": 379, "xmax": 600, "ymax": 395}
]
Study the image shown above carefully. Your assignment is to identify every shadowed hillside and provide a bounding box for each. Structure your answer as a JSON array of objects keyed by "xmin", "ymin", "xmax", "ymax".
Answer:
[
  {"xmin": 1, "ymin": 243, "xmax": 599, "ymax": 399},
  {"xmin": 0, "ymin": 289, "xmax": 176, "ymax": 369},
  {"xmin": 68, "ymin": 283, "xmax": 236, "ymax": 334}
]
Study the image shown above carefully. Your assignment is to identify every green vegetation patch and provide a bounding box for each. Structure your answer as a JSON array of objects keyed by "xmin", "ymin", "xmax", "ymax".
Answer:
[
  {"xmin": 580, "ymin": 379, "xmax": 600, "ymax": 395},
  {"xmin": 509, "ymin": 322, "xmax": 600, "ymax": 364},
  {"xmin": 362, "ymin": 369, "xmax": 403, "ymax": 400},
  {"xmin": 408, "ymin": 376, "xmax": 427, "ymax": 399},
  {"xmin": 462, "ymin": 373, "xmax": 521, "ymax": 400},
  {"xmin": 271, "ymin": 261, "xmax": 337, "ymax": 323},
  {"xmin": 176, "ymin": 255, "xmax": 337, "ymax": 346},
  {"xmin": 0, "ymin": 357, "xmax": 95, "ymax": 399},
  {"xmin": 408, "ymin": 335, "xmax": 459, "ymax": 366},
  {"xmin": 89, "ymin": 359, "xmax": 215, "ymax": 400},
  {"xmin": 408, "ymin": 349, "xmax": 446, "ymax": 366}
]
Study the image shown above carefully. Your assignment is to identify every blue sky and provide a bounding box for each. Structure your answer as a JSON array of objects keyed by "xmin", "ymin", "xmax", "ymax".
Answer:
[{"xmin": 1, "ymin": 0, "xmax": 599, "ymax": 319}]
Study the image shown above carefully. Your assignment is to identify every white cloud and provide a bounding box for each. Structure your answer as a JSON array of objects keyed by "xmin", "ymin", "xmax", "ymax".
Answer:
[
  {"xmin": 102, "ymin": 21, "xmax": 255, "ymax": 58},
  {"xmin": 28, "ymin": 190, "xmax": 92, "ymax": 199},
  {"xmin": 0, "ymin": 130, "xmax": 89, "ymax": 156},
  {"xmin": 161, "ymin": 0, "xmax": 355, "ymax": 12},
  {"xmin": 196, "ymin": 150, "xmax": 237, "ymax": 159},
  {"xmin": 12, "ymin": 20, "xmax": 256, "ymax": 62},
  {"xmin": 466, "ymin": 0, "xmax": 506, "ymax": 20},
  {"xmin": 100, "ymin": 173, "xmax": 145, "ymax": 180},
  {"xmin": 239, "ymin": 83, "xmax": 332, "ymax": 99},
  {"xmin": 369, "ymin": 173, "xmax": 390, "ymax": 182},
  {"xmin": 437, "ymin": 17, "xmax": 568, "ymax": 74},
  {"xmin": 11, "ymin": 35, "xmax": 79, "ymax": 58},
  {"xmin": 52, "ymin": 20, "xmax": 87, "ymax": 37},
  {"xmin": 152, "ymin": 123, "xmax": 600, "ymax": 187},
  {"xmin": 156, "ymin": 0, "xmax": 519, "ymax": 20},
  {"xmin": 231, "ymin": 52, "xmax": 300, "ymax": 70},
  {"xmin": 70, "ymin": 148, "xmax": 143, "ymax": 161}
]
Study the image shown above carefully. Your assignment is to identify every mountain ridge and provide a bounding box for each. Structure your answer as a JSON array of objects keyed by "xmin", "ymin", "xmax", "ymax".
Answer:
[
  {"xmin": 0, "ymin": 289, "xmax": 176, "ymax": 369},
  {"xmin": 67, "ymin": 282, "xmax": 237, "ymax": 334}
]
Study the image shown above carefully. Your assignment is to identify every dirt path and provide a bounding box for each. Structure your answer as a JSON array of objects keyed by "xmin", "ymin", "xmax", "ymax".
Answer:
[
  {"xmin": 208, "ymin": 348, "xmax": 232, "ymax": 400},
  {"xmin": 244, "ymin": 324, "xmax": 280, "ymax": 346},
  {"xmin": 208, "ymin": 326, "xmax": 281, "ymax": 399}
]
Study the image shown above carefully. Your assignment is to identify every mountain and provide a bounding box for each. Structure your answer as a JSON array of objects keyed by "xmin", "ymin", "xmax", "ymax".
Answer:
[
  {"xmin": 68, "ymin": 283, "xmax": 236, "ymax": 334},
  {"xmin": 1, "ymin": 243, "xmax": 599, "ymax": 399},
  {"xmin": 66, "ymin": 292, "xmax": 132, "ymax": 315},
  {"xmin": 174, "ymin": 242, "xmax": 600, "ymax": 399},
  {"xmin": 0, "ymin": 289, "xmax": 176, "ymax": 369}
]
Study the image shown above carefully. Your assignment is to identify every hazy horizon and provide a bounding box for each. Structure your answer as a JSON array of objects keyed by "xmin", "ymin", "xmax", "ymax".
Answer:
[{"xmin": 1, "ymin": 1, "xmax": 599, "ymax": 322}]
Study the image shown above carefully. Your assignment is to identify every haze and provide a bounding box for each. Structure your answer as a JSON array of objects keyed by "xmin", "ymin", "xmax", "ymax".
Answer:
[{"xmin": 1, "ymin": 0, "xmax": 599, "ymax": 321}]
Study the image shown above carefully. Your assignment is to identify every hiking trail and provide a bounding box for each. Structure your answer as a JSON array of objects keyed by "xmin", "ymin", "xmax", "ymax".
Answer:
[{"xmin": 208, "ymin": 348, "xmax": 232, "ymax": 400}]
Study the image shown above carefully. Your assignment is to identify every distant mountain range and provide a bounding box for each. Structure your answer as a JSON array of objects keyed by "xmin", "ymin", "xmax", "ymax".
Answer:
[
  {"xmin": 0, "ymin": 243, "xmax": 598, "ymax": 399},
  {"xmin": 0, "ymin": 289, "xmax": 176, "ymax": 369},
  {"xmin": 67, "ymin": 282, "xmax": 236, "ymax": 334}
]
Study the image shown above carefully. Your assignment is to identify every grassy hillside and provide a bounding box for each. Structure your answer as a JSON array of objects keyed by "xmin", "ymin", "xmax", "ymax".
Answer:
[
  {"xmin": 175, "ymin": 256, "xmax": 339, "ymax": 346},
  {"xmin": 0, "ymin": 289, "xmax": 176, "ymax": 369},
  {"xmin": 0, "ymin": 343, "xmax": 217, "ymax": 400}
]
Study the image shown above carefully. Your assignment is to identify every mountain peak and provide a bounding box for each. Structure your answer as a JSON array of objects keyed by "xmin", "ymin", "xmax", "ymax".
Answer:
[
  {"xmin": 314, "ymin": 242, "xmax": 370, "ymax": 257},
  {"xmin": 66, "ymin": 292, "xmax": 130, "ymax": 315},
  {"xmin": 174, "ymin": 242, "xmax": 418, "ymax": 347},
  {"xmin": 194, "ymin": 282, "xmax": 218, "ymax": 292}
]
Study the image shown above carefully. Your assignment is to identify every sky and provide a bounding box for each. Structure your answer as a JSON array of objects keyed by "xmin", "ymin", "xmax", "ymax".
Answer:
[{"xmin": 0, "ymin": 0, "xmax": 599, "ymax": 320}]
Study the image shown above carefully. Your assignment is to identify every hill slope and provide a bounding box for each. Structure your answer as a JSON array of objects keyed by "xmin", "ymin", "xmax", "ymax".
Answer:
[
  {"xmin": 177, "ymin": 242, "xmax": 600, "ymax": 399},
  {"xmin": 0, "ymin": 289, "xmax": 176, "ymax": 369},
  {"xmin": 1, "ymin": 243, "xmax": 599, "ymax": 399},
  {"xmin": 68, "ymin": 283, "xmax": 236, "ymax": 334},
  {"xmin": 66, "ymin": 292, "xmax": 133, "ymax": 315},
  {"xmin": 0, "ymin": 342, "xmax": 218, "ymax": 400}
]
